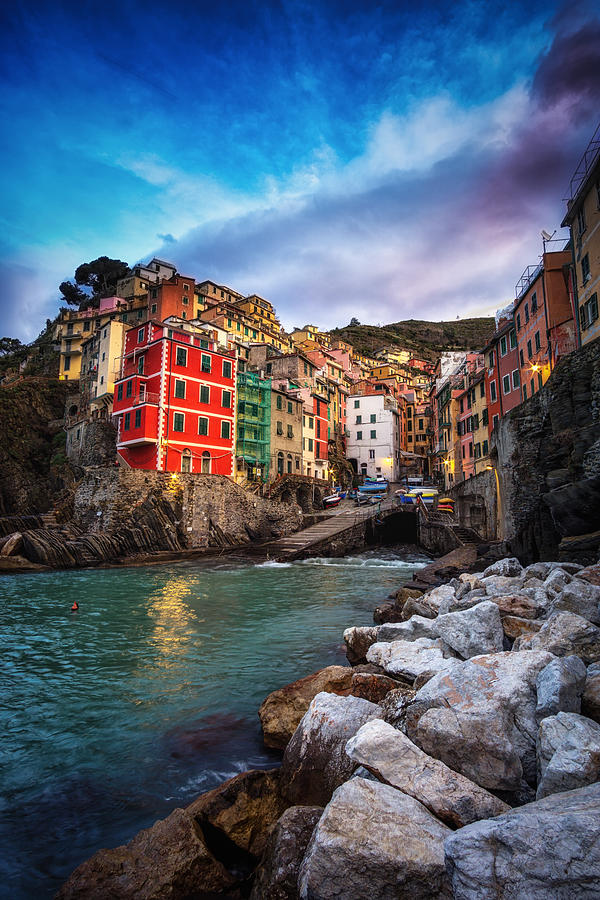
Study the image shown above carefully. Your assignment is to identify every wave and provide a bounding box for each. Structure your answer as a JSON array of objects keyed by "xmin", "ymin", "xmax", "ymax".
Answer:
[
  {"xmin": 254, "ymin": 560, "xmax": 293, "ymax": 568},
  {"xmin": 296, "ymin": 556, "xmax": 427, "ymax": 569}
]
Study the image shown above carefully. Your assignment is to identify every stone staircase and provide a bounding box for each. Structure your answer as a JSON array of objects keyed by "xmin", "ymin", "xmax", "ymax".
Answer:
[
  {"xmin": 451, "ymin": 524, "xmax": 482, "ymax": 546},
  {"xmin": 39, "ymin": 511, "xmax": 59, "ymax": 529}
]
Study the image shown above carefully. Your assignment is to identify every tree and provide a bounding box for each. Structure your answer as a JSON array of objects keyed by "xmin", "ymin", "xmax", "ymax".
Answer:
[
  {"xmin": 0, "ymin": 337, "xmax": 24, "ymax": 356},
  {"xmin": 74, "ymin": 256, "xmax": 129, "ymax": 298},
  {"xmin": 349, "ymin": 317, "xmax": 360, "ymax": 326},
  {"xmin": 59, "ymin": 256, "xmax": 130, "ymax": 310},
  {"xmin": 59, "ymin": 280, "xmax": 88, "ymax": 307}
]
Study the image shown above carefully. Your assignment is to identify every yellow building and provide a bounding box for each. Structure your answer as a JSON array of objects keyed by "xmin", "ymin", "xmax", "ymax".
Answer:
[
  {"xmin": 471, "ymin": 373, "xmax": 491, "ymax": 475},
  {"xmin": 562, "ymin": 125, "xmax": 600, "ymax": 347},
  {"xmin": 236, "ymin": 294, "xmax": 282, "ymax": 334}
]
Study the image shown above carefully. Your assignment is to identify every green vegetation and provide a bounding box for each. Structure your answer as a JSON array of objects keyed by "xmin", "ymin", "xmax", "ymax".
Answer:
[
  {"xmin": 59, "ymin": 255, "xmax": 129, "ymax": 309},
  {"xmin": 330, "ymin": 317, "xmax": 495, "ymax": 360}
]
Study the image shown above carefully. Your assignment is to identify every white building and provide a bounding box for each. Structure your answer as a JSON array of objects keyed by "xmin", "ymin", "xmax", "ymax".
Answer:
[{"xmin": 346, "ymin": 393, "xmax": 401, "ymax": 481}]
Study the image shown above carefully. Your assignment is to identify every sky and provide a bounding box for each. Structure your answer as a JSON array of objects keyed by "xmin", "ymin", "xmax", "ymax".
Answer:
[{"xmin": 1, "ymin": 0, "xmax": 599, "ymax": 342}]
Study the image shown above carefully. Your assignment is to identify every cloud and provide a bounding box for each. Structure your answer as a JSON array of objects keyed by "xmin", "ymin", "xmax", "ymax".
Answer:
[{"xmin": 157, "ymin": 233, "xmax": 176, "ymax": 244}]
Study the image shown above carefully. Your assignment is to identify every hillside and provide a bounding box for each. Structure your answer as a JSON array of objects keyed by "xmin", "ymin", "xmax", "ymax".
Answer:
[{"xmin": 330, "ymin": 317, "xmax": 495, "ymax": 360}]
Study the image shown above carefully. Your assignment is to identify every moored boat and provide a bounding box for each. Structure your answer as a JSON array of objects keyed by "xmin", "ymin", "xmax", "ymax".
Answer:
[{"xmin": 323, "ymin": 494, "xmax": 341, "ymax": 509}]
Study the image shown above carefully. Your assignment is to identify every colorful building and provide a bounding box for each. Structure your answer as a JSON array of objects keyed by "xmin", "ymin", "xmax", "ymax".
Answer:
[
  {"xmin": 484, "ymin": 317, "xmax": 521, "ymax": 435},
  {"xmin": 346, "ymin": 393, "xmax": 401, "ymax": 482},
  {"xmin": 562, "ymin": 123, "xmax": 600, "ymax": 347},
  {"xmin": 112, "ymin": 318, "xmax": 236, "ymax": 474},
  {"xmin": 236, "ymin": 371, "xmax": 271, "ymax": 483},
  {"xmin": 271, "ymin": 387, "xmax": 303, "ymax": 477}
]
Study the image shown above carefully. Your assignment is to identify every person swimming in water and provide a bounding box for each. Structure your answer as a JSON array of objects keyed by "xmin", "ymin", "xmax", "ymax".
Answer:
[{"xmin": 71, "ymin": 601, "xmax": 79, "ymax": 611}]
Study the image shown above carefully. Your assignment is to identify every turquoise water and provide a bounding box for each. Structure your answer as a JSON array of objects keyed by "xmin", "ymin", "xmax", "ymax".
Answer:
[{"xmin": 0, "ymin": 547, "xmax": 428, "ymax": 898}]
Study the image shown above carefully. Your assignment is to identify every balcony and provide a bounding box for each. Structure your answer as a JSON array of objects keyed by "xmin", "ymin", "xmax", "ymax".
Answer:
[{"xmin": 133, "ymin": 391, "xmax": 160, "ymax": 406}]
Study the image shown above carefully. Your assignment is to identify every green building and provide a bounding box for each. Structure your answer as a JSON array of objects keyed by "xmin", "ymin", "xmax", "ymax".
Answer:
[{"xmin": 236, "ymin": 372, "xmax": 271, "ymax": 482}]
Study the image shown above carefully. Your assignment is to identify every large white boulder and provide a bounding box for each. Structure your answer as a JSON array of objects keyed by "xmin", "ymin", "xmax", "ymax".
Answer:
[{"xmin": 537, "ymin": 711, "xmax": 600, "ymax": 799}]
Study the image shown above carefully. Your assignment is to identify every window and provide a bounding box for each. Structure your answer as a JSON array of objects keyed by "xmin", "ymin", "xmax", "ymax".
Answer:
[
  {"xmin": 503, "ymin": 374, "xmax": 511, "ymax": 394},
  {"xmin": 151, "ymin": 288, "xmax": 157, "ymax": 299},
  {"xmin": 176, "ymin": 346, "xmax": 187, "ymax": 367},
  {"xmin": 201, "ymin": 354, "xmax": 211, "ymax": 373},
  {"xmin": 509, "ymin": 330, "xmax": 516, "ymax": 349},
  {"xmin": 469, "ymin": 443, "xmax": 473, "ymax": 458},
  {"xmin": 276, "ymin": 395, "xmax": 282, "ymax": 410},
  {"xmin": 520, "ymin": 348, "xmax": 524, "ymax": 367},
  {"xmin": 126, "ymin": 379, "xmax": 133, "ymax": 398},
  {"xmin": 512, "ymin": 369, "xmax": 520, "ymax": 389},
  {"xmin": 482, "ymin": 408, "xmax": 488, "ymax": 426},
  {"xmin": 137, "ymin": 356, "xmax": 144, "ymax": 375},
  {"xmin": 490, "ymin": 380, "xmax": 497, "ymax": 402},
  {"xmin": 134, "ymin": 409, "xmax": 141, "ymax": 428},
  {"xmin": 308, "ymin": 417, "xmax": 314, "ymax": 429},
  {"xmin": 150, "ymin": 303, "xmax": 158, "ymax": 315},
  {"xmin": 480, "ymin": 382, "xmax": 485, "ymax": 398},
  {"xmin": 492, "ymin": 414, "xmax": 499, "ymax": 430},
  {"xmin": 221, "ymin": 420, "xmax": 230, "ymax": 440},
  {"xmin": 198, "ymin": 417, "xmax": 208, "ymax": 435},
  {"xmin": 124, "ymin": 412, "xmax": 130, "ymax": 430},
  {"xmin": 516, "ymin": 313, "xmax": 521, "ymax": 330},
  {"xmin": 500, "ymin": 335, "xmax": 507, "ymax": 356},
  {"xmin": 577, "ymin": 205, "xmax": 586, "ymax": 235},
  {"xmin": 223, "ymin": 360, "xmax": 232, "ymax": 379},
  {"xmin": 287, "ymin": 401, "xmax": 293, "ymax": 414},
  {"xmin": 474, "ymin": 443, "xmax": 481, "ymax": 459},
  {"xmin": 117, "ymin": 383, "xmax": 123, "ymax": 401},
  {"xmin": 580, "ymin": 293, "xmax": 599, "ymax": 330},
  {"xmin": 356, "ymin": 415, "xmax": 362, "ymax": 424},
  {"xmin": 356, "ymin": 431, "xmax": 362, "ymax": 440},
  {"xmin": 138, "ymin": 328, "xmax": 144, "ymax": 342},
  {"xmin": 488, "ymin": 350, "xmax": 495, "ymax": 368},
  {"xmin": 266, "ymin": 363, "xmax": 272, "ymax": 375},
  {"xmin": 419, "ymin": 418, "xmax": 424, "ymax": 429},
  {"xmin": 277, "ymin": 421, "xmax": 283, "ymax": 435},
  {"xmin": 582, "ymin": 254, "xmax": 591, "ymax": 284},
  {"xmin": 462, "ymin": 444, "xmax": 465, "ymax": 458},
  {"xmin": 530, "ymin": 377, "xmax": 535, "ymax": 395},
  {"xmin": 200, "ymin": 385, "xmax": 209, "ymax": 404},
  {"xmin": 523, "ymin": 384, "xmax": 528, "ymax": 400},
  {"xmin": 525, "ymin": 303, "xmax": 529, "ymax": 323},
  {"xmin": 222, "ymin": 390, "xmax": 231, "ymax": 408},
  {"xmin": 354, "ymin": 399, "xmax": 360, "ymax": 408},
  {"xmin": 83, "ymin": 321, "xmax": 90, "ymax": 331},
  {"xmin": 174, "ymin": 379, "xmax": 185, "ymax": 399},
  {"xmin": 483, "ymin": 439, "xmax": 488, "ymax": 455},
  {"xmin": 287, "ymin": 424, "xmax": 293, "ymax": 438},
  {"xmin": 173, "ymin": 413, "xmax": 184, "ymax": 432},
  {"xmin": 370, "ymin": 429, "xmax": 376, "ymax": 438},
  {"xmin": 287, "ymin": 454, "xmax": 292, "ymax": 474},
  {"xmin": 531, "ymin": 291, "xmax": 538, "ymax": 313},
  {"xmin": 308, "ymin": 438, "xmax": 313, "ymax": 451},
  {"xmin": 201, "ymin": 451, "xmax": 211, "ymax": 474},
  {"xmin": 370, "ymin": 414, "xmax": 376, "ymax": 423},
  {"xmin": 182, "ymin": 296, "xmax": 189, "ymax": 306},
  {"xmin": 200, "ymin": 339, "xmax": 209, "ymax": 350},
  {"xmin": 181, "ymin": 450, "xmax": 191, "ymax": 473}
]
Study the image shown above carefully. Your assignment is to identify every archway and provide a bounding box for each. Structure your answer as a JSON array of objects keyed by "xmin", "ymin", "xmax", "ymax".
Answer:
[
  {"xmin": 201, "ymin": 451, "xmax": 211, "ymax": 474},
  {"xmin": 297, "ymin": 485, "xmax": 311, "ymax": 512}
]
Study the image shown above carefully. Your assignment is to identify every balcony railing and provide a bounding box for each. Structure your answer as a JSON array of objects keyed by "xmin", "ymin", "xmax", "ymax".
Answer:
[{"xmin": 132, "ymin": 392, "xmax": 160, "ymax": 406}]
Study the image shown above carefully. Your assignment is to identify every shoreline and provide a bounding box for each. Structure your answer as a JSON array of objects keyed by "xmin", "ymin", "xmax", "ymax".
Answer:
[{"xmin": 55, "ymin": 550, "xmax": 600, "ymax": 899}]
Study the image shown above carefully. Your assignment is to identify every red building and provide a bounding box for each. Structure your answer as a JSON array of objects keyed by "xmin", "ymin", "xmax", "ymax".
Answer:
[
  {"xmin": 148, "ymin": 274, "xmax": 198, "ymax": 322},
  {"xmin": 484, "ymin": 318, "xmax": 521, "ymax": 434},
  {"xmin": 112, "ymin": 318, "xmax": 236, "ymax": 474},
  {"xmin": 312, "ymin": 391, "xmax": 329, "ymax": 467}
]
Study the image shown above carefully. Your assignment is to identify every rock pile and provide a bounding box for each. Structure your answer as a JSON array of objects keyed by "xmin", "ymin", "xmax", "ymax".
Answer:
[{"xmin": 56, "ymin": 557, "xmax": 600, "ymax": 899}]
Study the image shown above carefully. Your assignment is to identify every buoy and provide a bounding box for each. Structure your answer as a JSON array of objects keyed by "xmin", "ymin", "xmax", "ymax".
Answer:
[{"xmin": 71, "ymin": 602, "xmax": 79, "ymax": 611}]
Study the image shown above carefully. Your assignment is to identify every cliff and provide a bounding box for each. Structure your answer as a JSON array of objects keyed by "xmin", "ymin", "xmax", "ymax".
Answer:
[
  {"xmin": 0, "ymin": 378, "xmax": 75, "ymax": 515},
  {"xmin": 494, "ymin": 338, "xmax": 600, "ymax": 563}
]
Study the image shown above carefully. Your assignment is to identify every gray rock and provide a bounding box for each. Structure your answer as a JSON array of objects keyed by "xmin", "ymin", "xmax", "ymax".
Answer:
[
  {"xmin": 379, "ymin": 685, "xmax": 417, "ymax": 728},
  {"xmin": 345, "ymin": 719, "xmax": 509, "ymax": 828},
  {"xmin": 537, "ymin": 711, "xmax": 600, "ymax": 799},
  {"xmin": 281, "ymin": 692, "xmax": 381, "ymax": 806},
  {"xmin": 298, "ymin": 778, "xmax": 452, "ymax": 900},
  {"xmin": 583, "ymin": 662, "xmax": 600, "ymax": 723},
  {"xmin": 482, "ymin": 557, "xmax": 523, "ymax": 578},
  {"xmin": 543, "ymin": 567, "xmax": 572, "ymax": 597},
  {"xmin": 458, "ymin": 572, "xmax": 484, "ymax": 590},
  {"xmin": 421, "ymin": 583, "xmax": 456, "ymax": 611},
  {"xmin": 437, "ymin": 589, "xmax": 486, "ymax": 615},
  {"xmin": 343, "ymin": 625, "xmax": 378, "ymax": 664},
  {"xmin": 405, "ymin": 650, "xmax": 555, "ymax": 790},
  {"xmin": 482, "ymin": 574, "xmax": 525, "ymax": 596},
  {"xmin": 445, "ymin": 783, "xmax": 600, "ymax": 899},
  {"xmin": 502, "ymin": 615, "xmax": 543, "ymax": 641},
  {"xmin": 250, "ymin": 806, "xmax": 323, "ymax": 900},
  {"xmin": 520, "ymin": 577, "xmax": 552, "ymax": 614},
  {"xmin": 515, "ymin": 611, "xmax": 600, "ymax": 664},
  {"xmin": 436, "ymin": 601, "xmax": 504, "ymax": 659},
  {"xmin": 522, "ymin": 562, "xmax": 553, "ymax": 581},
  {"xmin": 549, "ymin": 580, "xmax": 600, "ymax": 625},
  {"xmin": 556, "ymin": 562, "xmax": 584, "ymax": 574},
  {"xmin": 400, "ymin": 597, "xmax": 438, "ymax": 620},
  {"xmin": 377, "ymin": 616, "xmax": 439, "ymax": 643},
  {"xmin": 367, "ymin": 638, "xmax": 459, "ymax": 683},
  {"xmin": 486, "ymin": 592, "xmax": 540, "ymax": 619},
  {"xmin": 535, "ymin": 656, "xmax": 587, "ymax": 721}
]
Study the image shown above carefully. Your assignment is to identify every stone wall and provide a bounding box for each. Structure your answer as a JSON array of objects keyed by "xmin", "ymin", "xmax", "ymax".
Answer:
[
  {"xmin": 448, "ymin": 469, "xmax": 497, "ymax": 541},
  {"xmin": 66, "ymin": 419, "xmax": 118, "ymax": 467},
  {"xmin": 74, "ymin": 468, "xmax": 303, "ymax": 550},
  {"xmin": 494, "ymin": 338, "xmax": 600, "ymax": 563}
]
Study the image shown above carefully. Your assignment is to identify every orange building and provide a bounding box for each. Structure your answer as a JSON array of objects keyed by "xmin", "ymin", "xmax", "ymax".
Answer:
[{"xmin": 148, "ymin": 274, "xmax": 197, "ymax": 322}]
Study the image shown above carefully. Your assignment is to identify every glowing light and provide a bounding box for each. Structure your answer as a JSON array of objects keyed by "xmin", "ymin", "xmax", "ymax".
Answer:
[{"xmin": 530, "ymin": 364, "xmax": 540, "ymax": 373}]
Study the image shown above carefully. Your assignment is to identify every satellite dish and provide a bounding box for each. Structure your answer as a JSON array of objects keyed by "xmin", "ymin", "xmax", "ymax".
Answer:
[{"xmin": 541, "ymin": 229, "xmax": 555, "ymax": 241}]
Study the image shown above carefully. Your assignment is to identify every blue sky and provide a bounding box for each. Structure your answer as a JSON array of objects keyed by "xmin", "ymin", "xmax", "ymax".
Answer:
[{"xmin": 1, "ymin": 0, "xmax": 599, "ymax": 341}]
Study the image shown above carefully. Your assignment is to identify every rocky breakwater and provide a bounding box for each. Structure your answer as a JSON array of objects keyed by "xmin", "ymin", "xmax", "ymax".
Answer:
[{"xmin": 57, "ymin": 556, "xmax": 600, "ymax": 899}]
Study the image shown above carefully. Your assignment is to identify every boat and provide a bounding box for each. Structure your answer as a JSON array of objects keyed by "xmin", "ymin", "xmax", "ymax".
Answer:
[
  {"xmin": 358, "ymin": 481, "xmax": 389, "ymax": 494},
  {"xmin": 405, "ymin": 487, "xmax": 439, "ymax": 506},
  {"xmin": 323, "ymin": 494, "xmax": 341, "ymax": 509}
]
